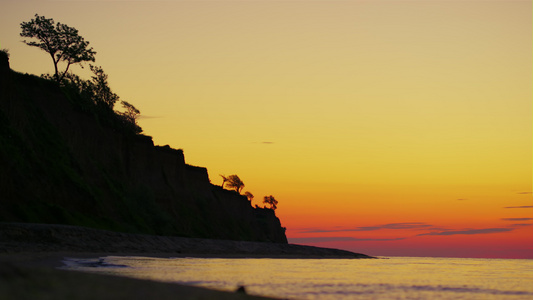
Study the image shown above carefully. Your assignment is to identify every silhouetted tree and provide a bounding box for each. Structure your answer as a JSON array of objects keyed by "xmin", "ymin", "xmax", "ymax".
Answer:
[
  {"xmin": 89, "ymin": 65, "xmax": 119, "ymax": 109},
  {"xmin": 118, "ymin": 101, "xmax": 142, "ymax": 133},
  {"xmin": 20, "ymin": 14, "xmax": 96, "ymax": 82},
  {"xmin": 219, "ymin": 174, "xmax": 228, "ymax": 189},
  {"xmin": 226, "ymin": 175, "xmax": 244, "ymax": 193},
  {"xmin": 244, "ymin": 191, "xmax": 254, "ymax": 202},
  {"xmin": 59, "ymin": 65, "xmax": 118, "ymax": 109},
  {"xmin": 263, "ymin": 195, "xmax": 278, "ymax": 210}
]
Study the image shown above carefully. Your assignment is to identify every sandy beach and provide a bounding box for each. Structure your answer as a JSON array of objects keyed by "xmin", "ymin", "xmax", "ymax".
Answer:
[
  {"xmin": 0, "ymin": 255, "xmax": 276, "ymax": 300},
  {"xmin": 0, "ymin": 222, "xmax": 373, "ymax": 299}
]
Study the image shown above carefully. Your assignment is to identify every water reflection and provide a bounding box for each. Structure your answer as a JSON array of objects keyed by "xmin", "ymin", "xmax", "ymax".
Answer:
[{"xmin": 61, "ymin": 257, "xmax": 533, "ymax": 300}]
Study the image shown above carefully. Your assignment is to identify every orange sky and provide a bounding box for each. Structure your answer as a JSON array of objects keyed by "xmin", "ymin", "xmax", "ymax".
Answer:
[{"xmin": 1, "ymin": 0, "xmax": 531, "ymax": 258}]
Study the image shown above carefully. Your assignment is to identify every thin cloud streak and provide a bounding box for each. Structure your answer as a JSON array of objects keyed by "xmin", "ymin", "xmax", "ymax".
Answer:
[
  {"xmin": 418, "ymin": 228, "xmax": 514, "ymax": 236},
  {"xmin": 356, "ymin": 223, "xmax": 434, "ymax": 231},
  {"xmin": 301, "ymin": 222, "xmax": 435, "ymax": 233},
  {"xmin": 504, "ymin": 206, "xmax": 533, "ymax": 209},
  {"xmin": 501, "ymin": 218, "xmax": 533, "ymax": 221},
  {"xmin": 137, "ymin": 115, "xmax": 160, "ymax": 119}
]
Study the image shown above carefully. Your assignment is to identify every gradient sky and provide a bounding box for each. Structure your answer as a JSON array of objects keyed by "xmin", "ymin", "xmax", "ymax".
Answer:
[{"xmin": 1, "ymin": 0, "xmax": 531, "ymax": 258}]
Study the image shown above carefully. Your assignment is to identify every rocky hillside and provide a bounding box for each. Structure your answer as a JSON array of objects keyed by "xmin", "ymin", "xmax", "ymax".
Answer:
[{"xmin": 0, "ymin": 53, "xmax": 287, "ymax": 243}]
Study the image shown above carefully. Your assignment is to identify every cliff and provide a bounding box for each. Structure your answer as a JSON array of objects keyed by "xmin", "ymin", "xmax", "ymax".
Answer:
[{"xmin": 0, "ymin": 54, "xmax": 287, "ymax": 243}]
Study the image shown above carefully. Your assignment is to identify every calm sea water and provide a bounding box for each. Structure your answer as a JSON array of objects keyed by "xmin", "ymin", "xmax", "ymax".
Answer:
[{"xmin": 61, "ymin": 256, "xmax": 533, "ymax": 299}]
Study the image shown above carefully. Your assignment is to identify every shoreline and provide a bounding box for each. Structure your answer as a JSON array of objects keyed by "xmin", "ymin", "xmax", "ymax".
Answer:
[
  {"xmin": 1, "ymin": 222, "xmax": 374, "ymax": 299},
  {"xmin": 0, "ymin": 222, "xmax": 373, "ymax": 258},
  {"xmin": 0, "ymin": 255, "xmax": 276, "ymax": 300}
]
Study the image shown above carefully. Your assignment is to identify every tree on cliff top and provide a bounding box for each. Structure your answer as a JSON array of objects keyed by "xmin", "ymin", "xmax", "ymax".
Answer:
[
  {"xmin": 59, "ymin": 65, "xmax": 142, "ymax": 134},
  {"xmin": 89, "ymin": 65, "xmax": 119, "ymax": 109},
  {"xmin": 226, "ymin": 175, "xmax": 245, "ymax": 193},
  {"xmin": 118, "ymin": 101, "xmax": 142, "ymax": 134},
  {"xmin": 244, "ymin": 191, "xmax": 254, "ymax": 202},
  {"xmin": 263, "ymin": 195, "xmax": 278, "ymax": 210},
  {"xmin": 60, "ymin": 64, "xmax": 119, "ymax": 110},
  {"xmin": 20, "ymin": 14, "xmax": 96, "ymax": 82}
]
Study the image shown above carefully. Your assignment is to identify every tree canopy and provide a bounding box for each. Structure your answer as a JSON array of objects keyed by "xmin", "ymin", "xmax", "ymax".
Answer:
[
  {"xmin": 20, "ymin": 14, "xmax": 96, "ymax": 82},
  {"xmin": 226, "ymin": 175, "xmax": 245, "ymax": 193},
  {"xmin": 263, "ymin": 195, "xmax": 278, "ymax": 210},
  {"xmin": 118, "ymin": 101, "xmax": 142, "ymax": 133},
  {"xmin": 59, "ymin": 64, "xmax": 142, "ymax": 134},
  {"xmin": 89, "ymin": 65, "xmax": 119, "ymax": 109},
  {"xmin": 244, "ymin": 191, "xmax": 254, "ymax": 202}
]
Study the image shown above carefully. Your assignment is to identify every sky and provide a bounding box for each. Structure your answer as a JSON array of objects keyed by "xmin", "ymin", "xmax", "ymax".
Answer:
[{"xmin": 1, "ymin": 0, "xmax": 531, "ymax": 259}]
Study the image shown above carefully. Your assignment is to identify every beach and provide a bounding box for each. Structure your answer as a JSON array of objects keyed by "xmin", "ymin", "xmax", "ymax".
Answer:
[{"xmin": 1, "ymin": 256, "xmax": 275, "ymax": 300}]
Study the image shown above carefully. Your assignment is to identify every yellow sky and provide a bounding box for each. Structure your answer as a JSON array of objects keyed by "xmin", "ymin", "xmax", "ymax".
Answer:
[{"xmin": 1, "ymin": 0, "xmax": 531, "ymax": 257}]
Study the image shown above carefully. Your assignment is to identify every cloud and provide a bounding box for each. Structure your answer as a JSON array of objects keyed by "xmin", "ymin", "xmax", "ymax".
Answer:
[
  {"xmin": 137, "ymin": 115, "xmax": 160, "ymax": 119},
  {"xmin": 517, "ymin": 192, "xmax": 532, "ymax": 195},
  {"xmin": 301, "ymin": 222, "xmax": 434, "ymax": 233},
  {"xmin": 501, "ymin": 218, "xmax": 533, "ymax": 221},
  {"xmin": 251, "ymin": 141, "xmax": 274, "ymax": 144},
  {"xmin": 356, "ymin": 223, "xmax": 434, "ymax": 231},
  {"xmin": 418, "ymin": 228, "xmax": 514, "ymax": 236},
  {"xmin": 288, "ymin": 237, "xmax": 406, "ymax": 243},
  {"xmin": 511, "ymin": 224, "xmax": 532, "ymax": 227},
  {"xmin": 456, "ymin": 198, "xmax": 468, "ymax": 201},
  {"xmin": 504, "ymin": 206, "xmax": 533, "ymax": 209}
]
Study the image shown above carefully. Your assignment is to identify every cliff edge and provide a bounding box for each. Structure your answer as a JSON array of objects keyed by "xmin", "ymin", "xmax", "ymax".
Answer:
[{"xmin": 0, "ymin": 54, "xmax": 287, "ymax": 243}]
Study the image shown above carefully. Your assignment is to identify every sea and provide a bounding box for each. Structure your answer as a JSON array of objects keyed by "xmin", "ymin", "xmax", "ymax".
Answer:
[{"xmin": 61, "ymin": 256, "xmax": 533, "ymax": 300}]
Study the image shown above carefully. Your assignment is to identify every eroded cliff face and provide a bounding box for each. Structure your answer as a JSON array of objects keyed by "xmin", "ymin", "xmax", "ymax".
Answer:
[{"xmin": 0, "ymin": 60, "xmax": 287, "ymax": 243}]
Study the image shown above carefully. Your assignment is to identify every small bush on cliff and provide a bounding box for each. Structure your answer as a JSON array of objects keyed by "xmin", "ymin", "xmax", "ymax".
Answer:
[
  {"xmin": 244, "ymin": 191, "xmax": 254, "ymax": 202},
  {"xmin": 59, "ymin": 64, "xmax": 119, "ymax": 110},
  {"xmin": 52, "ymin": 65, "xmax": 142, "ymax": 134},
  {"xmin": 0, "ymin": 49, "xmax": 9, "ymax": 59},
  {"xmin": 117, "ymin": 101, "xmax": 142, "ymax": 134},
  {"xmin": 88, "ymin": 65, "xmax": 119, "ymax": 109}
]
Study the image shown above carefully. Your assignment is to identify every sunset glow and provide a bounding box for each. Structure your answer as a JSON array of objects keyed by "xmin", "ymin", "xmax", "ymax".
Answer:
[{"xmin": 1, "ymin": 0, "xmax": 531, "ymax": 258}]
